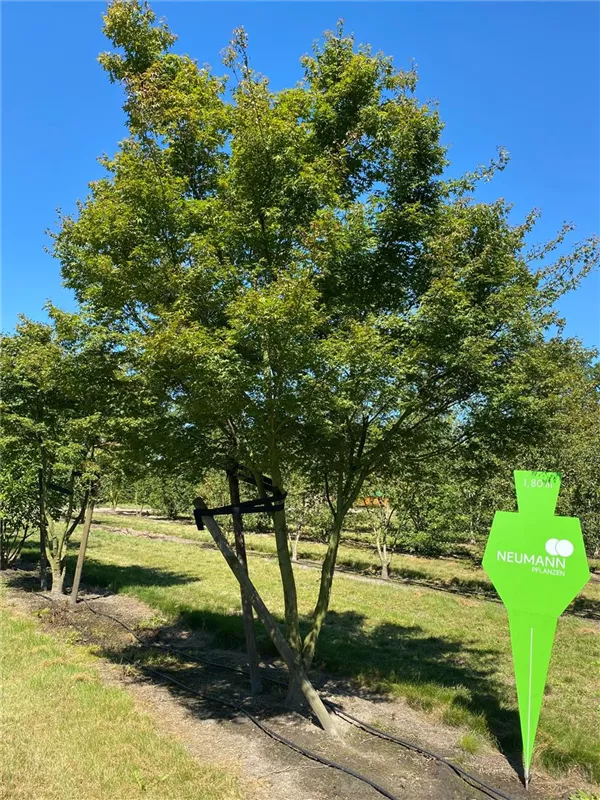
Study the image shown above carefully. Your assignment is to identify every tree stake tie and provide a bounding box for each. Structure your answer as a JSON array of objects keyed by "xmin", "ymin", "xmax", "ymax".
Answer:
[
  {"xmin": 192, "ymin": 493, "xmax": 286, "ymax": 530},
  {"xmin": 482, "ymin": 470, "xmax": 590, "ymax": 789}
]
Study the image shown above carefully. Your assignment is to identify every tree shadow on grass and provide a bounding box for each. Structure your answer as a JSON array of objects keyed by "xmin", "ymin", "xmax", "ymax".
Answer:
[
  {"xmin": 101, "ymin": 640, "xmax": 282, "ymax": 726},
  {"xmin": 78, "ymin": 552, "xmax": 524, "ymax": 774},
  {"xmin": 314, "ymin": 609, "xmax": 521, "ymax": 765},
  {"xmin": 3, "ymin": 556, "xmax": 197, "ymax": 596},
  {"xmin": 567, "ymin": 594, "xmax": 600, "ymax": 619},
  {"xmin": 389, "ymin": 564, "xmax": 495, "ymax": 596},
  {"xmin": 4, "ymin": 548, "xmax": 524, "ymax": 778},
  {"xmin": 92, "ymin": 600, "xmax": 524, "ymax": 766},
  {"xmin": 299, "ymin": 610, "xmax": 526, "ymax": 782},
  {"xmin": 95, "ymin": 598, "xmax": 526, "ymax": 780},
  {"xmin": 73, "ymin": 557, "xmax": 198, "ymax": 593},
  {"xmin": 336, "ymin": 560, "xmax": 600, "ymax": 621}
]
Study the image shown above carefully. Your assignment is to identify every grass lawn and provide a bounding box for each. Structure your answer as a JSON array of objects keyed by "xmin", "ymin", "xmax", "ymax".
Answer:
[
  {"xmin": 94, "ymin": 511, "xmax": 600, "ymax": 615},
  {"xmin": 19, "ymin": 524, "xmax": 599, "ymax": 785},
  {"xmin": 0, "ymin": 603, "xmax": 241, "ymax": 800}
]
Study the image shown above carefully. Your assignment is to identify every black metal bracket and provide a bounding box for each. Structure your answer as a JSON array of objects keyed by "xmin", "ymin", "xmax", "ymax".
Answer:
[
  {"xmin": 235, "ymin": 467, "xmax": 276, "ymax": 494},
  {"xmin": 192, "ymin": 469, "xmax": 286, "ymax": 530},
  {"xmin": 47, "ymin": 470, "xmax": 83, "ymax": 497},
  {"xmin": 47, "ymin": 482, "xmax": 73, "ymax": 496}
]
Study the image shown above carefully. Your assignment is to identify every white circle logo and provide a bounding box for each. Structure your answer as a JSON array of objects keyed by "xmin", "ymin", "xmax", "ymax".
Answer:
[{"xmin": 545, "ymin": 539, "xmax": 574, "ymax": 557}]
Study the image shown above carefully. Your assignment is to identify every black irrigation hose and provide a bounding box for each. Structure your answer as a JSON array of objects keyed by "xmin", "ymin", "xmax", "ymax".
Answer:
[
  {"xmin": 324, "ymin": 703, "xmax": 514, "ymax": 800},
  {"xmin": 131, "ymin": 659, "xmax": 402, "ymax": 800},
  {"xmin": 38, "ymin": 595, "xmax": 401, "ymax": 800},
  {"xmin": 73, "ymin": 598, "xmax": 514, "ymax": 800}
]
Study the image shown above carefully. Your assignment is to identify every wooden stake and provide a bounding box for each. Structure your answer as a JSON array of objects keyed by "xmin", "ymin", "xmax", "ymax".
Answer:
[
  {"xmin": 70, "ymin": 497, "xmax": 95, "ymax": 606},
  {"xmin": 227, "ymin": 469, "xmax": 262, "ymax": 695},
  {"xmin": 38, "ymin": 469, "xmax": 48, "ymax": 591}
]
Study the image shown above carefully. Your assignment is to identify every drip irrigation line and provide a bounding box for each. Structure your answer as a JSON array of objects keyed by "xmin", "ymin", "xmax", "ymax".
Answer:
[
  {"xmin": 80, "ymin": 598, "xmax": 288, "ymax": 683},
  {"xmin": 132, "ymin": 660, "xmax": 401, "ymax": 800},
  {"xmin": 72, "ymin": 597, "xmax": 514, "ymax": 800},
  {"xmin": 325, "ymin": 703, "xmax": 514, "ymax": 800},
  {"xmin": 37, "ymin": 594, "xmax": 401, "ymax": 800}
]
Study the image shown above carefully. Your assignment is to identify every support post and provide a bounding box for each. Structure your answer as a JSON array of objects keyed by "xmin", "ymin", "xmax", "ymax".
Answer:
[
  {"xmin": 70, "ymin": 493, "xmax": 96, "ymax": 606},
  {"xmin": 227, "ymin": 468, "xmax": 262, "ymax": 695},
  {"xmin": 38, "ymin": 468, "xmax": 48, "ymax": 591},
  {"xmin": 193, "ymin": 498, "xmax": 336, "ymax": 736}
]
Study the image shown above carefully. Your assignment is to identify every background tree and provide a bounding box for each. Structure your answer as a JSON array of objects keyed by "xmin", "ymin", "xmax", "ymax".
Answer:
[
  {"xmin": 511, "ymin": 341, "xmax": 600, "ymax": 555},
  {"xmin": 362, "ymin": 491, "xmax": 396, "ymax": 580},
  {"xmin": 1, "ymin": 310, "xmax": 137, "ymax": 595},
  {"xmin": 284, "ymin": 473, "xmax": 331, "ymax": 562},
  {"xmin": 2, "ymin": 317, "xmax": 79, "ymax": 589},
  {"xmin": 0, "ymin": 441, "xmax": 38, "ymax": 570},
  {"xmin": 378, "ymin": 341, "xmax": 600, "ymax": 559},
  {"xmin": 138, "ymin": 471, "xmax": 200, "ymax": 519}
]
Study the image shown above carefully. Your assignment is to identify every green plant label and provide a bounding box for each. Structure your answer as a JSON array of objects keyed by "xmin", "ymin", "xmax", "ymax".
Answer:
[{"xmin": 482, "ymin": 471, "xmax": 590, "ymax": 785}]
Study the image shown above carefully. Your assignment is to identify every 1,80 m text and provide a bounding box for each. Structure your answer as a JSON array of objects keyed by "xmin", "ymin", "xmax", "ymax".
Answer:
[{"xmin": 523, "ymin": 478, "xmax": 555, "ymax": 489}]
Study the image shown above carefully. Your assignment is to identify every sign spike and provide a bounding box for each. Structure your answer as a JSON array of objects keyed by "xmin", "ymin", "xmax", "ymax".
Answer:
[{"xmin": 482, "ymin": 471, "xmax": 590, "ymax": 786}]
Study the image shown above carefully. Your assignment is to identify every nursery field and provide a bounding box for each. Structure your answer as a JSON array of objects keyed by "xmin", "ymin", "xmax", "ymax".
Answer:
[
  {"xmin": 3, "ymin": 3, "xmax": 600, "ymax": 799},
  {"xmin": 93, "ymin": 510, "xmax": 600, "ymax": 619},
  {"xmin": 17, "ymin": 522, "xmax": 600, "ymax": 785}
]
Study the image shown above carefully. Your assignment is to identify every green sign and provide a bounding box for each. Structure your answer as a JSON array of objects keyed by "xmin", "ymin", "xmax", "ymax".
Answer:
[{"xmin": 482, "ymin": 471, "xmax": 590, "ymax": 787}]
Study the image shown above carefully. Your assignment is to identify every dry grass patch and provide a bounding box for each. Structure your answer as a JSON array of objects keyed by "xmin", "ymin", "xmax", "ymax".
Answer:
[{"xmin": 0, "ymin": 605, "xmax": 240, "ymax": 800}]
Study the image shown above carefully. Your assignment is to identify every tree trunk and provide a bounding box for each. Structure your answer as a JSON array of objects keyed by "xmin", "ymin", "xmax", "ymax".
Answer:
[
  {"xmin": 271, "ymin": 507, "xmax": 303, "ymax": 654},
  {"xmin": 291, "ymin": 526, "xmax": 301, "ymax": 563},
  {"xmin": 45, "ymin": 473, "xmax": 88, "ymax": 600},
  {"xmin": 70, "ymin": 497, "xmax": 96, "ymax": 606},
  {"xmin": 0, "ymin": 521, "xmax": 9, "ymax": 570},
  {"xmin": 375, "ymin": 530, "xmax": 390, "ymax": 580},
  {"xmin": 301, "ymin": 512, "xmax": 345, "ymax": 670},
  {"xmin": 194, "ymin": 499, "xmax": 336, "ymax": 735},
  {"xmin": 227, "ymin": 469, "xmax": 262, "ymax": 695},
  {"xmin": 46, "ymin": 526, "xmax": 66, "ymax": 598},
  {"xmin": 50, "ymin": 564, "xmax": 65, "ymax": 598}
]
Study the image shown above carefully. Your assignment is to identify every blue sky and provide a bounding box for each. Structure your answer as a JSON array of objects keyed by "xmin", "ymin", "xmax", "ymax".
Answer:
[{"xmin": 2, "ymin": 2, "xmax": 599, "ymax": 349}]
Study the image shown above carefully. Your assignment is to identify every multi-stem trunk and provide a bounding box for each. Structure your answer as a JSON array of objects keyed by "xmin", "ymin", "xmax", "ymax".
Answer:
[
  {"xmin": 301, "ymin": 462, "xmax": 370, "ymax": 670},
  {"xmin": 70, "ymin": 495, "xmax": 96, "ymax": 605},
  {"xmin": 46, "ymin": 517, "xmax": 68, "ymax": 598},
  {"xmin": 45, "ymin": 512, "xmax": 71, "ymax": 598},
  {"xmin": 45, "ymin": 478, "xmax": 88, "ymax": 598},
  {"xmin": 50, "ymin": 561, "xmax": 66, "ymax": 598},
  {"xmin": 194, "ymin": 498, "xmax": 336, "ymax": 735}
]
